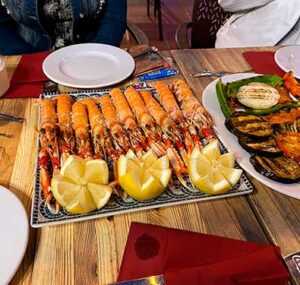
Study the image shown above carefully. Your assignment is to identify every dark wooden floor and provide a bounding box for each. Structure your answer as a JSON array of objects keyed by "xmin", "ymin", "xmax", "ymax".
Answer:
[{"xmin": 126, "ymin": 0, "xmax": 193, "ymax": 50}]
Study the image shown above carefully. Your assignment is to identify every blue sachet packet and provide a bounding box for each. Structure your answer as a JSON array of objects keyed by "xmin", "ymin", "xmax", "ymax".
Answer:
[{"xmin": 139, "ymin": 68, "xmax": 178, "ymax": 81}]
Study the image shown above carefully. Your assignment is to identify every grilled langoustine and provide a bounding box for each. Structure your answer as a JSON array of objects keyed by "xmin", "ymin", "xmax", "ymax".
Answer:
[
  {"xmin": 72, "ymin": 101, "xmax": 93, "ymax": 159},
  {"xmin": 151, "ymin": 81, "xmax": 198, "ymax": 154},
  {"xmin": 110, "ymin": 88, "xmax": 146, "ymax": 156},
  {"xmin": 139, "ymin": 89, "xmax": 188, "ymax": 186},
  {"xmin": 38, "ymin": 98, "xmax": 60, "ymax": 212},
  {"xmin": 171, "ymin": 79, "xmax": 214, "ymax": 141},
  {"xmin": 55, "ymin": 93, "xmax": 75, "ymax": 165},
  {"xmin": 97, "ymin": 95, "xmax": 131, "ymax": 154}
]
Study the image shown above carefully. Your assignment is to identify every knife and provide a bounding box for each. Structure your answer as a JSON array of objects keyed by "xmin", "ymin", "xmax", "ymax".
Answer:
[
  {"xmin": 0, "ymin": 113, "xmax": 24, "ymax": 123},
  {"xmin": 109, "ymin": 275, "xmax": 165, "ymax": 285}
]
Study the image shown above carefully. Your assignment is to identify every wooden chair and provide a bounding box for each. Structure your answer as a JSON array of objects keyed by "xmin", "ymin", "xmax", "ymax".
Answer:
[
  {"xmin": 126, "ymin": 20, "xmax": 150, "ymax": 46},
  {"xmin": 175, "ymin": 0, "xmax": 231, "ymax": 49},
  {"xmin": 147, "ymin": 0, "xmax": 163, "ymax": 41}
]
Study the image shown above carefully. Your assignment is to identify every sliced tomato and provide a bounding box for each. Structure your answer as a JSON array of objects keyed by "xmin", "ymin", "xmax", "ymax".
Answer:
[{"xmin": 275, "ymin": 132, "xmax": 300, "ymax": 162}]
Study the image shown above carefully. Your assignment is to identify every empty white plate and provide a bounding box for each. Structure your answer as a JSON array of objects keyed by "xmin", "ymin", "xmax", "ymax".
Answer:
[
  {"xmin": 274, "ymin": 45, "xmax": 300, "ymax": 79},
  {"xmin": 0, "ymin": 186, "xmax": 29, "ymax": 284},
  {"xmin": 43, "ymin": 43, "xmax": 135, "ymax": 88}
]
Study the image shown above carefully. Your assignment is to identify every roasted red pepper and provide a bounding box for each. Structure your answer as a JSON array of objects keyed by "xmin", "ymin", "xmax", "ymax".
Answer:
[
  {"xmin": 275, "ymin": 132, "xmax": 300, "ymax": 162},
  {"xmin": 283, "ymin": 71, "xmax": 300, "ymax": 97}
]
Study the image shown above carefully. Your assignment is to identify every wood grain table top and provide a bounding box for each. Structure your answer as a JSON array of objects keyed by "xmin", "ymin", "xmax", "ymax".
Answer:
[{"xmin": 1, "ymin": 47, "xmax": 299, "ymax": 285}]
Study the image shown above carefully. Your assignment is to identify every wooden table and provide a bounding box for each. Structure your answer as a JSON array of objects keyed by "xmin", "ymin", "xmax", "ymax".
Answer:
[{"xmin": 1, "ymin": 47, "xmax": 300, "ymax": 285}]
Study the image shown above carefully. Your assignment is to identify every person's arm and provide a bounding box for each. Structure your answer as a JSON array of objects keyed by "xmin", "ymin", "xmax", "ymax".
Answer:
[
  {"xmin": 0, "ymin": 5, "xmax": 38, "ymax": 54},
  {"xmin": 218, "ymin": 0, "xmax": 274, "ymax": 12},
  {"xmin": 0, "ymin": 4, "xmax": 10, "ymax": 23},
  {"xmin": 92, "ymin": 0, "xmax": 127, "ymax": 47}
]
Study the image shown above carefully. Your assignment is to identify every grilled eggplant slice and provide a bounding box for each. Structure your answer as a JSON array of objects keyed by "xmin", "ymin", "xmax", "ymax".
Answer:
[
  {"xmin": 239, "ymin": 137, "xmax": 282, "ymax": 156},
  {"xmin": 250, "ymin": 155, "xmax": 300, "ymax": 183},
  {"xmin": 226, "ymin": 112, "xmax": 273, "ymax": 138}
]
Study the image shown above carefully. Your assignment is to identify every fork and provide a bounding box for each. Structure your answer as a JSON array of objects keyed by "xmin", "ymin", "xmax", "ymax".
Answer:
[
  {"xmin": 191, "ymin": 69, "xmax": 252, "ymax": 78},
  {"xmin": 191, "ymin": 69, "xmax": 234, "ymax": 78},
  {"xmin": 0, "ymin": 113, "xmax": 24, "ymax": 123},
  {"xmin": 0, "ymin": 133, "xmax": 13, "ymax": 138}
]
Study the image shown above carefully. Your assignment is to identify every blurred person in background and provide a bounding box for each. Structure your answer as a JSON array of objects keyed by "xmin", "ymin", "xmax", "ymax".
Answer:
[
  {"xmin": 216, "ymin": 0, "xmax": 300, "ymax": 47},
  {"xmin": 0, "ymin": 0, "xmax": 127, "ymax": 55}
]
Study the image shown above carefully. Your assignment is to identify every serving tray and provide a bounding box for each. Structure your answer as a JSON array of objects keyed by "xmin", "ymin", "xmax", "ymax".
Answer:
[{"xmin": 31, "ymin": 88, "xmax": 253, "ymax": 227}]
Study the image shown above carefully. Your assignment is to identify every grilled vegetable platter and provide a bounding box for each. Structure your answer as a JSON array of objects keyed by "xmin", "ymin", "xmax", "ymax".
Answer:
[{"xmin": 215, "ymin": 71, "xmax": 300, "ymax": 184}]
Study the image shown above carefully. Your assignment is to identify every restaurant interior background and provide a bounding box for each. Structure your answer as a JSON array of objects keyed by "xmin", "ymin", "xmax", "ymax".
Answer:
[{"xmin": 125, "ymin": 0, "xmax": 193, "ymax": 49}]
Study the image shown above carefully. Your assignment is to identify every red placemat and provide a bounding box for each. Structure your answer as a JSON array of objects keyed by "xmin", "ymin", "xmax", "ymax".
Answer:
[
  {"xmin": 118, "ymin": 222, "xmax": 289, "ymax": 285},
  {"xmin": 4, "ymin": 51, "xmax": 51, "ymax": 99},
  {"xmin": 243, "ymin": 51, "xmax": 285, "ymax": 76}
]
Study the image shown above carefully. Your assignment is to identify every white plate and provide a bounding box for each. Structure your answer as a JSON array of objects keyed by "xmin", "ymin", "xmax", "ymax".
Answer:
[
  {"xmin": 43, "ymin": 43, "xmax": 135, "ymax": 88},
  {"xmin": 274, "ymin": 45, "xmax": 300, "ymax": 79},
  {"xmin": 0, "ymin": 186, "xmax": 29, "ymax": 284},
  {"xmin": 202, "ymin": 73, "xmax": 300, "ymax": 199}
]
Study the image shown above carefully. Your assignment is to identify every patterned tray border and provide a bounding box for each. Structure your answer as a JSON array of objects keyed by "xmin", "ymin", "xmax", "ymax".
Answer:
[{"xmin": 31, "ymin": 87, "xmax": 253, "ymax": 227}]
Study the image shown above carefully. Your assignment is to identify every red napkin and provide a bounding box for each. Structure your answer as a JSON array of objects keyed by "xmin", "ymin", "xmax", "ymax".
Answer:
[
  {"xmin": 243, "ymin": 51, "xmax": 285, "ymax": 76},
  {"xmin": 118, "ymin": 222, "xmax": 289, "ymax": 285},
  {"xmin": 4, "ymin": 51, "xmax": 51, "ymax": 99}
]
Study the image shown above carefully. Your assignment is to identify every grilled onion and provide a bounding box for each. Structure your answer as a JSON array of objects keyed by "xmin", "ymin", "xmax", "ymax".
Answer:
[{"xmin": 237, "ymin": 82, "xmax": 280, "ymax": 109}]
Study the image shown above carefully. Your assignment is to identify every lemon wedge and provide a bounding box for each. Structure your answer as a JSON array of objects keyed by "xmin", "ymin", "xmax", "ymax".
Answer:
[
  {"xmin": 188, "ymin": 139, "xmax": 242, "ymax": 194},
  {"xmin": 118, "ymin": 150, "xmax": 171, "ymax": 200},
  {"xmin": 140, "ymin": 149, "xmax": 158, "ymax": 168},
  {"xmin": 51, "ymin": 156, "xmax": 112, "ymax": 214},
  {"xmin": 151, "ymin": 155, "xmax": 170, "ymax": 170}
]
